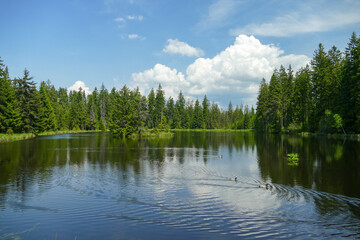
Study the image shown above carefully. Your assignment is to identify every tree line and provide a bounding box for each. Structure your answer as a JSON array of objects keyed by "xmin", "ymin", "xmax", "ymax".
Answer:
[
  {"xmin": 255, "ymin": 32, "xmax": 360, "ymax": 134},
  {"xmin": 0, "ymin": 59, "xmax": 255, "ymax": 137}
]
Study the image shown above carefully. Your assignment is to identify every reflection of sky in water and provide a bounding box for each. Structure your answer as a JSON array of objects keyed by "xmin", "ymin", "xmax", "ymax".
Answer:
[{"xmin": 1, "ymin": 132, "xmax": 360, "ymax": 239}]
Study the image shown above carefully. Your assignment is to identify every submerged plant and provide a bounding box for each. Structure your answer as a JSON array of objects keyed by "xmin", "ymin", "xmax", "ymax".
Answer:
[{"xmin": 287, "ymin": 153, "xmax": 299, "ymax": 166}]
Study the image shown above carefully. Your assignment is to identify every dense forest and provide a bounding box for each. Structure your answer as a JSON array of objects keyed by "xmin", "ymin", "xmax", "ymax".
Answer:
[
  {"xmin": 255, "ymin": 32, "xmax": 360, "ymax": 134},
  {"xmin": 0, "ymin": 59, "xmax": 255, "ymax": 137},
  {"xmin": 1, "ymin": 33, "xmax": 359, "ymax": 137}
]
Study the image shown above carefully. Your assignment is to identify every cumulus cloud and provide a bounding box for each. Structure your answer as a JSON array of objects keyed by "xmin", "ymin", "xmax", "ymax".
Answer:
[
  {"xmin": 67, "ymin": 81, "xmax": 91, "ymax": 95},
  {"xmin": 132, "ymin": 64, "xmax": 189, "ymax": 99},
  {"xmin": 163, "ymin": 39, "xmax": 204, "ymax": 57},
  {"xmin": 131, "ymin": 35, "xmax": 310, "ymax": 106}
]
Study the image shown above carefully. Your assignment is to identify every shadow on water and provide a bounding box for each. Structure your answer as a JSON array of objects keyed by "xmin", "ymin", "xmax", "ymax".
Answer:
[{"xmin": 0, "ymin": 131, "xmax": 359, "ymax": 239}]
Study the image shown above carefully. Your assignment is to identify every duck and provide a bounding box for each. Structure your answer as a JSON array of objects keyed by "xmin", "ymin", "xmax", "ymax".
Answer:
[
  {"xmin": 229, "ymin": 176, "xmax": 238, "ymax": 181},
  {"xmin": 218, "ymin": 155, "xmax": 223, "ymax": 158},
  {"xmin": 259, "ymin": 183, "xmax": 271, "ymax": 189}
]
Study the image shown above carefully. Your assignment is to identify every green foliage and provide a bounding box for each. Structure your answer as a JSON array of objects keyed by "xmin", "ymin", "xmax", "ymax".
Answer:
[
  {"xmin": 255, "ymin": 32, "xmax": 360, "ymax": 134},
  {"xmin": 319, "ymin": 110, "xmax": 344, "ymax": 133},
  {"xmin": 287, "ymin": 153, "xmax": 299, "ymax": 166}
]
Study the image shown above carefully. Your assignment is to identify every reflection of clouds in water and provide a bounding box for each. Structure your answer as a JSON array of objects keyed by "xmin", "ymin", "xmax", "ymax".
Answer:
[{"xmin": 188, "ymin": 177, "xmax": 281, "ymax": 213}]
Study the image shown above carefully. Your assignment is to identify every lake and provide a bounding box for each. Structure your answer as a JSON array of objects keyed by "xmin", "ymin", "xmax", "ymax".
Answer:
[{"xmin": 0, "ymin": 131, "xmax": 359, "ymax": 239}]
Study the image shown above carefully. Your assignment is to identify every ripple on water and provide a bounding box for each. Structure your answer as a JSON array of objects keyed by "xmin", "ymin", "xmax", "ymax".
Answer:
[{"xmin": 1, "ymin": 157, "xmax": 360, "ymax": 239}]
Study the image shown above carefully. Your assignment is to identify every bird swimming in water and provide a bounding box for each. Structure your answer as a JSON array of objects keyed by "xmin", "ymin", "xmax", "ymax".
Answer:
[
  {"xmin": 218, "ymin": 155, "xmax": 223, "ymax": 158},
  {"xmin": 259, "ymin": 183, "xmax": 271, "ymax": 189},
  {"xmin": 229, "ymin": 176, "xmax": 238, "ymax": 181}
]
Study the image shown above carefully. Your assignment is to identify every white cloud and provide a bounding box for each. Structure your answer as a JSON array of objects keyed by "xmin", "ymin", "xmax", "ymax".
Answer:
[
  {"xmin": 127, "ymin": 15, "xmax": 143, "ymax": 21},
  {"xmin": 132, "ymin": 64, "xmax": 189, "ymax": 99},
  {"xmin": 128, "ymin": 34, "xmax": 146, "ymax": 40},
  {"xmin": 163, "ymin": 39, "xmax": 204, "ymax": 57},
  {"xmin": 67, "ymin": 81, "xmax": 91, "ymax": 95},
  {"xmin": 131, "ymin": 35, "xmax": 310, "ymax": 106},
  {"xmin": 197, "ymin": 0, "xmax": 240, "ymax": 31},
  {"xmin": 231, "ymin": 3, "xmax": 360, "ymax": 37},
  {"xmin": 114, "ymin": 17, "xmax": 125, "ymax": 22},
  {"xmin": 114, "ymin": 14, "xmax": 143, "ymax": 28}
]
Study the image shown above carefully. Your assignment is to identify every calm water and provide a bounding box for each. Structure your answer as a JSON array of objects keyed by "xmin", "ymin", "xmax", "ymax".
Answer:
[{"xmin": 0, "ymin": 132, "xmax": 359, "ymax": 239}]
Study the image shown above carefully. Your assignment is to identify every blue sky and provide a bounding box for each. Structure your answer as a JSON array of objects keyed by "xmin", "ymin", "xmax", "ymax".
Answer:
[{"xmin": 1, "ymin": 0, "xmax": 360, "ymax": 107}]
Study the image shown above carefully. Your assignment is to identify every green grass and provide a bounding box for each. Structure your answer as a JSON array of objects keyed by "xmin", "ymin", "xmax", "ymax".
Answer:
[
  {"xmin": 0, "ymin": 130, "xmax": 103, "ymax": 143},
  {"xmin": 0, "ymin": 133, "xmax": 36, "ymax": 143},
  {"xmin": 171, "ymin": 128, "xmax": 254, "ymax": 132}
]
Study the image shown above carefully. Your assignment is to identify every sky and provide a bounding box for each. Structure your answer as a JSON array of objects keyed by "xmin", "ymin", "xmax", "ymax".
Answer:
[{"xmin": 1, "ymin": 0, "xmax": 360, "ymax": 108}]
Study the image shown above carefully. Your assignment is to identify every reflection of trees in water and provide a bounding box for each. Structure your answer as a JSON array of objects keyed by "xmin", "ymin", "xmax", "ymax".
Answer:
[
  {"xmin": 0, "ymin": 132, "xmax": 257, "ymax": 202},
  {"xmin": 255, "ymin": 134, "xmax": 360, "ymax": 198}
]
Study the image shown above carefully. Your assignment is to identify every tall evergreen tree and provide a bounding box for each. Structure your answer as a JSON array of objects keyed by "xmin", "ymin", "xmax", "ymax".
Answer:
[
  {"xmin": 154, "ymin": 84, "xmax": 166, "ymax": 128},
  {"xmin": 147, "ymin": 88, "xmax": 156, "ymax": 128},
  {"xmin": 268, "ymin": 70, "xmax": 282, "ymax": 132},
  {"xmin": 192, "ymin": 99, "xmax": 203, "ymax": 129},
  {"xmin": 38, "ymin": 81, "xmax": 57, "ymax": 131},
  {"xmin": 0, "ymin": 60, "xmax": 22, "ymax": 133},
  {"xmin": 202, "ymin": 95, "xmax": 210, "ymax": 129},
  {"xmin": 292, "ymin": 66, "xmax": 311, "ymax": 130},
  {"xmin": 13, "ymin": 69, "xmax": 40, "ymax": 133}
]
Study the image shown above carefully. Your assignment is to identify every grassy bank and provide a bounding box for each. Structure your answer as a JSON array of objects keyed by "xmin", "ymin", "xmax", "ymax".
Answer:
[
  {"xmin": 296, "ymin": 132, "xmax": 360, "ymax": 140},
  {"xmin": 171, "ymin": 129, "xmax": 254, "ymax": 132},
  {"xmin": 0, "ymin": 130, "xmax": 103, "ymax": 143}
]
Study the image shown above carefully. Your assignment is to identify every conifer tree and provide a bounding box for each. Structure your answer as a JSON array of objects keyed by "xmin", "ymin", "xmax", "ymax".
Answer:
[
  {"xmin": 38, "ymin": 81, "xmax": 57, "ymax": 131},
  {"xmin": 13, "ymin": 69, "xmax": 40, "ymax": 133},
  {"xmin": 154, "ymin": 84, "xmax": 166, "ymax": 128},
  {"xmin": 0, "ymin": 60, "xmax": 22, "ymax": 133},
  {"xmin": 147, "ymin": 88, "xmax": 156, "ymax": 128},
  {"xmin": 192, "ymin": 99, "xmax": 203, "ymax": 129},
  {"xmin": 202, "ymin": 95, "xmax": 210, "ymax": 129}
]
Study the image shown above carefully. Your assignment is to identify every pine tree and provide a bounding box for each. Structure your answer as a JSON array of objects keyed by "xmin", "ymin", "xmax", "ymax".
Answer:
[
  {"xmin": 38, "ymin": 81, "xmax": 57, "ymax": 131},
  {"xmin": 0, "ymin": 60, "xmax": 22, "ymax": 133},
  {"xmin": 310, "ymin": 43, "xmax": 333, "ymax": 131},
  {"xmin": 192, "ymin": 99, "xmax": 203, "ymax": 129},
  {"xmin": 147, "ymin": 88, "xmax": 156, "ymax": 128},
  {"xmin": 99, "ymin": 83, "xmax": 108, "ymax": 129},
  {"xmin": 176, "ymin": 91, "xmax": 186, "ymax": 128},
  {"xmin": 340, "ymin": 32, "xmax": 360, "ymax": 132},
  {"xmin": 57, "ymin": 88, "xmax": 70, "ymax": 130},
  {"xmin": 13, "ymin": 69, "xmax": 40, "ymax": 133},
  {"xmin": 268, "ymin": 70, "xmax": 282, "ymax": 132},
  {"xmin": 202, "ymin": 95, "xmax": 210, "ymax": 129},
  {"xmin": 292, "ymin": 66, "xmax": 311, "ymax": 130},
  {"xmin": 165, "ymin": 97, "xmax": 175, "ymax": 128},
  {"xmin": 154, "ymin": 84, "xmax": 166, "ymax": 128}
]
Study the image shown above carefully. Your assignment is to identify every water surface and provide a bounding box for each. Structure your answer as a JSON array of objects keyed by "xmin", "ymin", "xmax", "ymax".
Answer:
[{"xmin": 0, "ymin": 132, "xmax": 359, "ymax": 239}]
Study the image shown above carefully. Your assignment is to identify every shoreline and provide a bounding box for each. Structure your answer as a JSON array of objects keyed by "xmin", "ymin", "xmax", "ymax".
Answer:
[{"xmin": 0, "ymin": 130, "xmax": 103, "ymax": 143}]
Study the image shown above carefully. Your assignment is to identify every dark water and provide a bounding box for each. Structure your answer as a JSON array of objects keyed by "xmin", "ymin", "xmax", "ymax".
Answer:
[{"xmin": 0, "ymin": 132, "xmax": 359, "ymax": 239}]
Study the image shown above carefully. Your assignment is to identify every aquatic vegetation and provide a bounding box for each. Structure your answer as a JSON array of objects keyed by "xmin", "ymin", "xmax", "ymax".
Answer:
[{"xmin": 287, "ymin": 153, "xmax": 299, "ymax": 166}]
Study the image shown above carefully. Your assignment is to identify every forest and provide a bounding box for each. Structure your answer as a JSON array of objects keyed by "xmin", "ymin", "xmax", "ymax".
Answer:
[
  {"xmin": 0, "ymin": 59, "xmax": 255, "ymax": 138},
  {"xmin": 1, "ymin": 32, "xmax": 359, "ymax": 137},
  {"xmin": 255, "ymin": 32, "xmax": 360, "ymax": 134}
]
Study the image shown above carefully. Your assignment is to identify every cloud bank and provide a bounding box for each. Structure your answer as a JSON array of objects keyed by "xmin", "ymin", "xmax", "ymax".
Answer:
[{"xmin": 132, "ymin": 35, "xmax": 310, "ymax": 106}]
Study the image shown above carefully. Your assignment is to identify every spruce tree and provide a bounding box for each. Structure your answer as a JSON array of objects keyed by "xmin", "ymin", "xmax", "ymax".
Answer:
[
  {"xmin": 192, "ymin": 99, "xmax": 203, "ymax": 129},
  {"xmin": 13, "ymin": 69, "xmax": 40, "ymax": 133},
  {"xmin": 0, "ymin": 60, "xmax": 22, "ymax": 133},
  {"xmin": 38, "ymin": 81, "xmax": 57, "ymax": 131},
  {"xmin": 154, "ymin": 84, "xmax": 166, "ymax": 128}
]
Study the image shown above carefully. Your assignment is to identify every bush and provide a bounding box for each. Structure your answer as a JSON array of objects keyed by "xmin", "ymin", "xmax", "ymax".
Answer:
[
  {"xmin": 287, "ymin": 153, "xmax": 299, "ymax": 166},
  {"xmin": 6, "ymin": 128, "xmax": 14, "ymax": 135}
]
